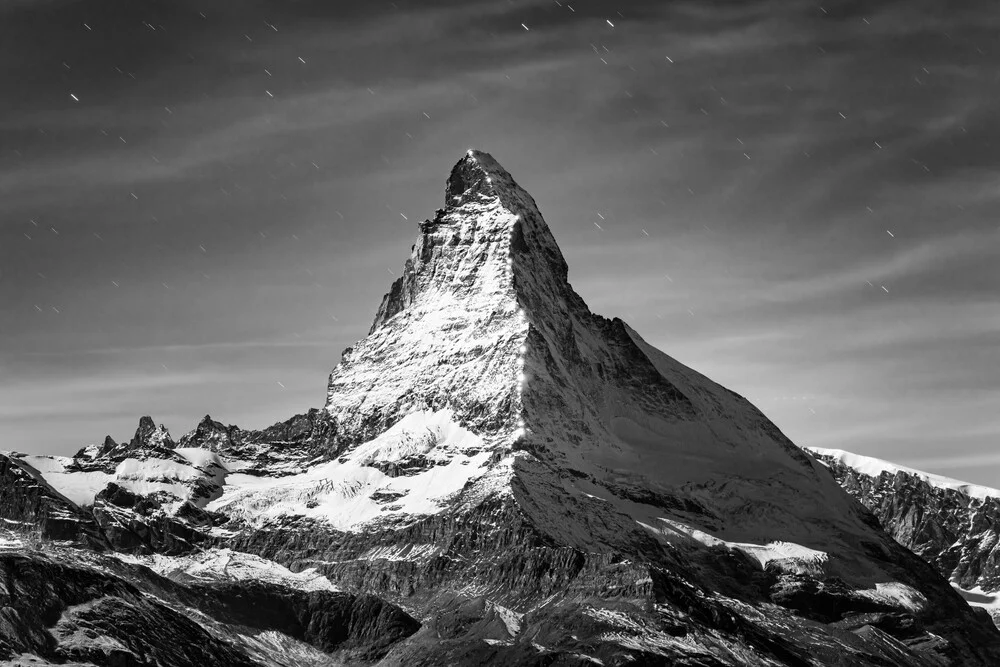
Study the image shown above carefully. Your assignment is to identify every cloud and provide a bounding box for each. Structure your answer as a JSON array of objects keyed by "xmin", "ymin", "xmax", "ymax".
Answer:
[
  {"xmin": 2, "ymin": 0, "xmax": 998, "ymax": 483},
  {"xmin": 0, "ymin": 370, "xmax": 222, "ymax": 419},
  {"xmin": 757, "ymin": 227, "xmax": 1000, "ymax": 304}
]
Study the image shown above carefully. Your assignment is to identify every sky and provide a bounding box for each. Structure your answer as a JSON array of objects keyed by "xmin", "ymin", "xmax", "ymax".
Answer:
[{"xmin": 1, "ymin": 0, "xmax": 998, "ymax": 484}]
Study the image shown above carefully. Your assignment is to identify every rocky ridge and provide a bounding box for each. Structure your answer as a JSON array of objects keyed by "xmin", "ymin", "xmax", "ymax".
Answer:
[
  {"xmin": 2, "ymin": 150, "xmax": 999, "ymax": 665},
  {"xmin": 811, "ymin": 447, "xmax": 1000, "ymax": 625}
]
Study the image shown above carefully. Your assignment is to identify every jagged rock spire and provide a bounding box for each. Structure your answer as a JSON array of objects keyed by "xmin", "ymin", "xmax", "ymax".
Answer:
[
  {"xmin": 177, "ymin": 414, "xmax": 235, "ymax": 451},
  {"xmin": 98, "ymin": 435, "xmax": 117, "ymax": 456},
  {"xmin": 129, "ymin": 416, "xmax": 174, "ymax": 451}
]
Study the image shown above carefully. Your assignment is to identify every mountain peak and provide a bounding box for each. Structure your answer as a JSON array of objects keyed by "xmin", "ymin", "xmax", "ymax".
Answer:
[
  {"xmin": 325, "ymin": 150, "xmax": 859, "ymax": 555},
  {"xmin": 445, "ymin": 149, "xmax": 515, "ymax": 207},
  {"xmin": 13, "ymin": 150, "xmax": 1000, "ymax": 665},
  {"xmin": 330, "ymin": 150, "xmax": 549, "ymax": 442},
  {"xmin": 177, "ymin": 414, "xmax": 238, "ymax": 452},
  {"xmin": 129, "ymin": 416, "xmax": 174, "ymax": 451},
  {"xmin": 365, "ymin": 150, "xmax": 566, "ymax": 336}
]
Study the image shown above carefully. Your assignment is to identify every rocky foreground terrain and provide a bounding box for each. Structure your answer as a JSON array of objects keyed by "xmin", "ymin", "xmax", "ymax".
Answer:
[
  {"xmin": 3, "ymin": 150, "xmax": 999, "ymax": 666},
  {"xmin": 812, "ymin": 448, "xmax": 1000, "ymax": 628}
]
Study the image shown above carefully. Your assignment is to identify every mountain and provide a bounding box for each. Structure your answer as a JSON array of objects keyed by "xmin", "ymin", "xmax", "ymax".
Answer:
[
  {"xmin": 3, "ymin": 150, "xmax": 1000, "ymax": 665},
  {"xmin": 811, "ymin": 447, "xmax": 1000, "ymax": 627}
]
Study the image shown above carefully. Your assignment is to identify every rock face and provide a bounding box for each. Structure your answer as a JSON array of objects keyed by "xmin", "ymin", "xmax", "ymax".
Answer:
[
  {"xmin": 0, "ymin": 453, "xmax": 106, "ymax": 549},
  {"xmin": 811, "ymin": 447, "xmax": 1000, "ymax": 625},
  {"xmin": 2, "ymin": 150, "xmax": 1000, "ymax": 665},
  {"xmin": 0, "ymin": 549, "xmax": 418, "ymax": 666}
]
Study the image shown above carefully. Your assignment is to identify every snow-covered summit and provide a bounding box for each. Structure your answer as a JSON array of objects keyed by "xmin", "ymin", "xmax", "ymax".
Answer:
[
  {"xmin": 326, "ymin": 150, "xmax": 541, "ymax": 450},
  {"xmin": 322, "ymin": 150, "xmax": 928, "ymax": 580}
]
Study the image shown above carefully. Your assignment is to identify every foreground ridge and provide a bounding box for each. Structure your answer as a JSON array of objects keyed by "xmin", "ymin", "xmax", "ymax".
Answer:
[{"xmin": 2, "ymin": 150, "xmax": 999, "ymax": 666}]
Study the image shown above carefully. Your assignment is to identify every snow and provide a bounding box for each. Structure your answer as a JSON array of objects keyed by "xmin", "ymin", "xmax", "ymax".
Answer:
[
  {"xmin": 173, "ymin": 447, "xmax": 227, "ymax": 471},
  {"xmin": 14, "ymin": 455, "xmax": 112, "ymax": 507},
  {"xmin": 487, "ymin": 600, "xmax": 523, "ymax": 637},
  {"xmin": 115, "ymin": 548, "xmax": 338, "ymax": 592},
  {"xmin": 0, "ymin": 151, "xmax": 964, "ymax": 663},
  {"xmin": 856, "ymin": 582, "xmax": 927, "ymax": 613},
  {"xmin": 208, "ymin": 409, "xmax": 494, "ymax": 531},
  {"xmin": 583, "ymin": 607, "xmax": 716, "ymax": 658},
  {"xmin": 508, "ymin": 312, "xmax": 883, "ymax": 582},
  {"xmin": 951, "ymin": 583, "xmax": 1000, "ymax": 611},
  {"xmin": 728, "ymin": 541, "xmax": 828, "ymax": 570},
  {"xmin": 113, "ymin": 457, "xmax": 204, "ymax": 504},
  {"xmin": 45, "ymin": 471, "xmax": 113, "ymax": 507},
  {"xmin": 16, "ymin": 455, "xmax": 72, "ymax": 475},
  {"xmin": 236, "ymin": 630, "xmax": 340, "ymax": 666},
  {"xmin": 810, "ymin": 447, "xmax": 1000, "ymax": 501},
  {"xmin": 14, "ymin": 449, "xmax": 230, "ymax": 511},
  {"xmin": 648, "ymin": 519, "xmax": 828, "ymax": 574},
  {"xmin": 323, "ymin": 164, "xmax": 528, "ymax": 458},
  {"xmin": 356, "ymin": 543, "xmax": 441, "ymax": 562}
]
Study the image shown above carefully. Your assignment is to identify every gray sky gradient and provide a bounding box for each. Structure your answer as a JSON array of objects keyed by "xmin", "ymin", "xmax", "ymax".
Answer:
[{"xmin": 1, "ymin": 0, "xmax": 998, "ymax": 484}]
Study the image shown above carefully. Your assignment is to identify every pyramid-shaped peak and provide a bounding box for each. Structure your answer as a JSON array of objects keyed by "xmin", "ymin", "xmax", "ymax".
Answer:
[
  {"xmin": 444, "ymin": 149, "xmax": 522, "ymax": 208},
  {"xmin": 362, "ymin": 150, "xmax": 568, "ymax": 338}
]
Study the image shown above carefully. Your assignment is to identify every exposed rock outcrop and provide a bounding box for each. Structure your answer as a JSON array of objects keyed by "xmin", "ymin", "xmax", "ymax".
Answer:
[
  {"xmin": 812, "ymin": 447, "xmax": 1000, "ymax": 626},
  {"xmin": 0, "ymin": 453, "xmax": 106, "ymax": 548}
]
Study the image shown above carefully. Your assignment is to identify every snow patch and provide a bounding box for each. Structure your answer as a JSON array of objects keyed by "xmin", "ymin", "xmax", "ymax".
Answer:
[
  {"xmin": 647, "ymin": 519, "xmax": 828, "ymax": 574},
  {"xmin": 856, "ymin": 582, "xmax": 927, "ymax": 613},
  {"xmin": 112, "ymin": 457, "xmax": 203, "ymax": 507},
  {"xmin": 729, "ymin": 541, "xmax": 828, "ymax": 570},
  {"xmin": 951, "ymin": 583, "xmax": 1000, "ymax": 610},
  {"xmin": 357, "ymin": 543, "xmax": 441, "ymax": 562},
  {"xmin": 487, "ymin": 600, "xmax": 523, "ymax": 637},
  {"xmin": 173, "ymin": 447, "xmax": 228, "ymax": 471},
  {"xmin": 115, "ymin": 548, "xmax": 338, "ymax": 592},
  {"xmin": 15, "ymin": 455, "xmax": 112, "ymax": 507}
]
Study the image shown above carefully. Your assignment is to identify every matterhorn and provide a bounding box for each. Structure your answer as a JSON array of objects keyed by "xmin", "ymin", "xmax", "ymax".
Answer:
[{"xmin": 2, "ymin": 150, "xmax": 998, "ymax": 665}]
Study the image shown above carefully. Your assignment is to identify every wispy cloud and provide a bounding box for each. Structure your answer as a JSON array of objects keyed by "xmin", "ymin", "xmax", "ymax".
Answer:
[
  {"xmin": 758, "ymin": 227, "xmax": 1000, "ymax": 304},
  {"xmin": 2, "ymin": 0, "xmax": 998, "ymax": 484}
]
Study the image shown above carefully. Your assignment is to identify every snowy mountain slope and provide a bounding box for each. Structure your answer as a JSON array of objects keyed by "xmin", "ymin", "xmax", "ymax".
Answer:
[
  {"xmin": 3, "ymin": 150, "xmax": 1000, "ymax": 665},
  {"xmin": 0, "ymin": 452, "xmax": 106, "ymax": 549},
  {"xmin": 207, "ymin": 408, "xmax": 496, "ymax": 531},
  {"xmin": 811, "ymin": 447, "xmax": 1000, "ymax": 626}
]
